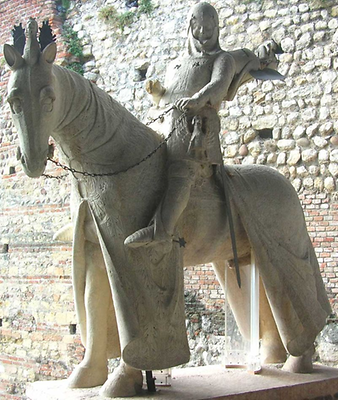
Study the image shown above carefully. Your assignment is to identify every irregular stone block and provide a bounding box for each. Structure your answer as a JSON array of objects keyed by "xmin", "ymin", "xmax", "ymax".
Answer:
[
  {"xmin": 302, "ymin": 148, "xmax": 318, "ymax": 162},
  {"xmin": 277, "ymin": 139, "xmax": 296, "ymax": 151}
]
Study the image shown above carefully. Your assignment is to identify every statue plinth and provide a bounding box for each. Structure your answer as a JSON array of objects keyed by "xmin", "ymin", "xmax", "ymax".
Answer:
[{"xmin": 26, "ymin": 364, "xmax": 338, "ymax": 400}]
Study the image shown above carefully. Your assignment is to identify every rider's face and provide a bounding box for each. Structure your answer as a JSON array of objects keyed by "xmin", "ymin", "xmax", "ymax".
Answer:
[{"xmin": 191, "ymin": 15, "xmax": 215, "ymax": 45}]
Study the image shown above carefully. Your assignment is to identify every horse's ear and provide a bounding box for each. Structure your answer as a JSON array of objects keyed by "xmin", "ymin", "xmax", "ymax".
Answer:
[
  {"xmin": 3, "ymin": 44, "xmax": 24, "ymax": 70},
  {"xmin": 41, "ymin": 42, "xmax": 56, "ymax": 64}
]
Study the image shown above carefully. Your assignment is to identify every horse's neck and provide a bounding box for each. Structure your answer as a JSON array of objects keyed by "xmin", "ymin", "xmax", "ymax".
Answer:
[
  {"xmin": 52, "ymin": 66, "xmax": 150, "ymax": 172},
  {"xmin": 53, "ymin": 66, "xmax": 93, "ymax": 134}
]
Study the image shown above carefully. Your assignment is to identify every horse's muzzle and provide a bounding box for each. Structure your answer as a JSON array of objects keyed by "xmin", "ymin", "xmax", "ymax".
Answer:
[{"xmin": 18, "ymin": 146, "xmax": 47, "ymax": 178}]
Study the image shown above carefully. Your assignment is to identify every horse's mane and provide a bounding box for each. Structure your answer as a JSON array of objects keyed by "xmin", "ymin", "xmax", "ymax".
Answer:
[{"xmin": 51, "ymin": 63, "xmax": 162, "ymax": 170}]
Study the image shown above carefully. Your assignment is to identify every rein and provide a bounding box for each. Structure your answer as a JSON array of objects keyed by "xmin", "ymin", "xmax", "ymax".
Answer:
[{"xmin": 43, "ymin": 106, "xmax": 184, "ymax": 180}]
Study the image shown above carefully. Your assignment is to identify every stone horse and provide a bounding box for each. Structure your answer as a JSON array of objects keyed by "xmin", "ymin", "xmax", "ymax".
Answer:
[{"xmin": 4, "ymin": 20, "xmax": 330, "ymax": 398}]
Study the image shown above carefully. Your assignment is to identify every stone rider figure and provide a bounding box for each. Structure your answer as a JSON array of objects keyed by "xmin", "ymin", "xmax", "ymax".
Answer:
[{"xmin": 125, "ymin": 2, "xmax": 280, "ymax": 252}]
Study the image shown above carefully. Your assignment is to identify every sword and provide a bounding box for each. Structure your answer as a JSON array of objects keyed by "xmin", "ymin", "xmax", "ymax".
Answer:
[{"xmin": 220, "ymin": 165, "xmax": 241, "ymax": 288}]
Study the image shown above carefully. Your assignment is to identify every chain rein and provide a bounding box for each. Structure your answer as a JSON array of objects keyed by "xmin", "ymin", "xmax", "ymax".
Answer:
[{"xmin": 43, "ymin": 106, "xmax": 185, "ymax": 180}]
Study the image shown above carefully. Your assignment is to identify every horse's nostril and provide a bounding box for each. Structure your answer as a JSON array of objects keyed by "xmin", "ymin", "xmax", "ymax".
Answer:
[
  {"xmin": 16, "ymin": 146, "xmax": 22, "ymax": 161},
  {"xmin": 21, "ymin": 155, "xmax": 25, "ymax": 165},
  {"xmin": 48, "ymin": 143, "xmax": 55, "ymax": 158}
]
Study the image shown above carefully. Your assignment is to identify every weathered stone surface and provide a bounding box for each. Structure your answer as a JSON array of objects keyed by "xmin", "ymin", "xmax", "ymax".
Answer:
[
  {"xmin": 296, "ymin": 137, "xmax": 310, "ymax": 147},
  {"xmin": 225, "ymin": 144, "xmax": 239, "ymax": 158},
  {"xmin": 313, "ymin": 136, "xmax": 328, "ymax": 148},
  {"xmin": 248, "ymin": 141, "xmax": 261, "ymax": 157},
  {"xmin": 324, "ymin": 176, "xmax": 336, "ymax": 192},
  {"xmin": 319, "ymin": 122, "xmax": 334, "ymax": 136},
  {"xmin": 287, "ymin": 148, "xmax": 301, "ymax": 165},
  {"xmin": 331, "ymin": 135, "xmax": 338, "ymax": 146},
  {"xmin": 302, "ymin": 148, "xmax": 317, "ymax": 162},
  {"xmin": 317, "ymin": 323, "xmax": 338, "ymax": 365},
  {"xmin": 330, "ymin": 149, "xmax": 338, "ymax": 163},
  {"xmin": 297, "ymin": 166, "xmax": 309, "ymax": 177},
  {"xmin": 281, "ymin": 37, "xmax": 295, "ymax": 52},
  {"xmin": 277, "ymin": 139, "xmax": 296, "ymax": 151},
  {"xmin": 277, "ymin": 152, "xmax": 287, "ymax": 165},
  {"xmin": 319, "ymin": 149, "xmax": 330, "ymax": 163},
  {"xmin": 314, "ymin": 178, "xmax": 324, "ymax": 192},
  {"xmin": 292, "ymin": 178, "xmax": 302, "ymax": 191},
  {"xmin": 224, "ymin": 132, "xmax": 240, "ymax": 145},
  {"xmin": 252, "ymin": 115, "xmax": 278, "ymax": 130},
  {"xmin": 238, "ymin": 144, "xmax": 248, "ymax": 156},
  {"xmin": 293, "ymin": 126, "xmax": 305, "ymax": 140},
  {"xmin": 306, "ymin": 124, "xmax": 319, "ymax": 138},
  {"xmin": 264, "ymin": 139, "xmax": 277, "ymax": 152},
  {"xmin": 303, "ymin": 177, "xmax": 314, "ymax": 189},
  {"xmin": 329, "ymin": 163, "xmax": 338, "ymax": 177},
  {"xmin": 267, "ymin": 153, "xmax": 277, "ymax": 163},
  {"xmin": 243, "ymin": 129, "xmax": 257, "ymax": 143}
]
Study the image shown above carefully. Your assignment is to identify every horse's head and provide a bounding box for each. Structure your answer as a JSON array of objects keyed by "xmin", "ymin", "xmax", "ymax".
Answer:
[{"xmin": 4, "ymin": 19, "xmax": 57, "ymax": 177}]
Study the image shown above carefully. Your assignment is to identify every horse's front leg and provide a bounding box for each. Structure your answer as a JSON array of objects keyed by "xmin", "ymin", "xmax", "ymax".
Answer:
[
  {"xmin": 99, "ymin": 360, "xmax": 143, "ymax": 398},
  {"xmin": 68, "ymin": 241, "xmax": 110, "ymax": 388}
]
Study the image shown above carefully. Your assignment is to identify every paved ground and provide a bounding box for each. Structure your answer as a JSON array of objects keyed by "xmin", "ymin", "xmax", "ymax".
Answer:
[{"xmin": 26, "ymin": 364, "xmax": 338, "ymax": 400}]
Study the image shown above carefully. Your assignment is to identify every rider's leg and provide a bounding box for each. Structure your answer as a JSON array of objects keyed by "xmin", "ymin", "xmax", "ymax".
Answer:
[
  {"xmin": 156, "ymin": 160, "xmax": 200, "ymax": 239},
  {"xmin": 124, "ymin": 160, "xmax": 199, "ymax": 248}
]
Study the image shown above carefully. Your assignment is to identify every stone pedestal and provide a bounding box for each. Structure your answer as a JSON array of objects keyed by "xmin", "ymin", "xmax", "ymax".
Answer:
[{"xmin": 26, "ymin": 364, "xmax": 338, "ymax": 400}]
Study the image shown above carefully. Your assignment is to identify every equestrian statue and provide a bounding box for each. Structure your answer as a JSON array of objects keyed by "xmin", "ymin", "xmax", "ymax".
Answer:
[{"xmin": 4, "ymin": 3, "xmax": 330, "ymax": 397}]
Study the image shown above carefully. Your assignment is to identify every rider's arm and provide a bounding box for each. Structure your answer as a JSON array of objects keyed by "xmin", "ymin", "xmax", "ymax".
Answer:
[
  {"xmin": 176, "ymin": 52, "xmax": 237, "ymax": 111},
  {"xmin": 192, "ymin": 52, "xmax": 237, "ymax": 108}
]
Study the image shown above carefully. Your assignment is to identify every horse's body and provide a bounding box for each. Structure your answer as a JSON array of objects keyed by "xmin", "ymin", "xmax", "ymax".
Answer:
[{"xmin": 4, "ymin": 23, "xmax": 331, "ymax": 398}]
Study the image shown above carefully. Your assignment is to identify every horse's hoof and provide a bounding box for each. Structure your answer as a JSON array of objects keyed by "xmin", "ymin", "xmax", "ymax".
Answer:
[
  {"xmin": 261, "ymin": 344, "xmax": 287, "ymax": 364},
  {"xmin": 99, "ymin": 364, "xmax": 143, "ymax": 398},
  {"xmin": 67, "ymin": 363, "xmax": 108, "ymax": 388},
  {"xmin": 124, "ymin": 226, "xmax": 154, "ymax": 248},
  {"xmin": 282, "ymin": 345, "xmax": 314, "ymax": 373}
]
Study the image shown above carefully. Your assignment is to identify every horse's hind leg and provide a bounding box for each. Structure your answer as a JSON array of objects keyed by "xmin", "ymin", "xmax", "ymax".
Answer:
[
  {"xmin": 213, "ymin": 260, "xmax": 286, "ymax": 364},
  {"xmin": 213, "ymin": 260, "xmax": 251, "ymax": 340},
  {"xmin": 260, "ymin": 279, "xmax": 314, "ymax": 372},
  {"xmin": 259, "ymin": 280, "xmax": 287, "ymax": 363},
  {"xmin": 282, "ymin": 345, "xmax": 314, "ymax": 373},
  {"xmin": 68, "ymin": 241, "xmax": 111, "ymax": 388}
]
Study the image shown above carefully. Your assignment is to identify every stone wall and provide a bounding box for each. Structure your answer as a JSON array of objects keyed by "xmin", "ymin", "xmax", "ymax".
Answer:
[
  {"xmin": 0, "ymin": 0, "xmax": 338, "ymax": 398},
  {"xmin": 0, "ymin": 2, "xmax": 79, "ymax": 399}
]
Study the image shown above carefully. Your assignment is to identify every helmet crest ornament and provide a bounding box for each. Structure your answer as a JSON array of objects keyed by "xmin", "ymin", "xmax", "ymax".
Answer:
[{"xmin": 5, "ymin": 19, "xmax": 56, "ymax": 70}]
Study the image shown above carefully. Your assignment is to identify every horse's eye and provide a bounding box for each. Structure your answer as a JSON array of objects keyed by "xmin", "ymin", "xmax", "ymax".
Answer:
[
  {"xmin": 8, "ymin": 98, "xmax": 22, "ymax": 114},
  {"xmin": 40, "ymin": 86, "xmax": 55, "ymax": 113},
  {"xmin": 42, "ymin": 97, "xmax": 54, "ymax": 113}
]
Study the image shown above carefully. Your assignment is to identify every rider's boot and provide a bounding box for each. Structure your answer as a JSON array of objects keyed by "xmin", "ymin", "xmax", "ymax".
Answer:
[{"xmin": 123, "ymin": 221, "xmax": 171, "ymax": 251}]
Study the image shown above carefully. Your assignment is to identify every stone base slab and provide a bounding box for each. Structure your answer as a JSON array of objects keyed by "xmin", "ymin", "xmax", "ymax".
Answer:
[{"xmin": 26, "ymin": 364, "xmax": 338, "ymax": 400}]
